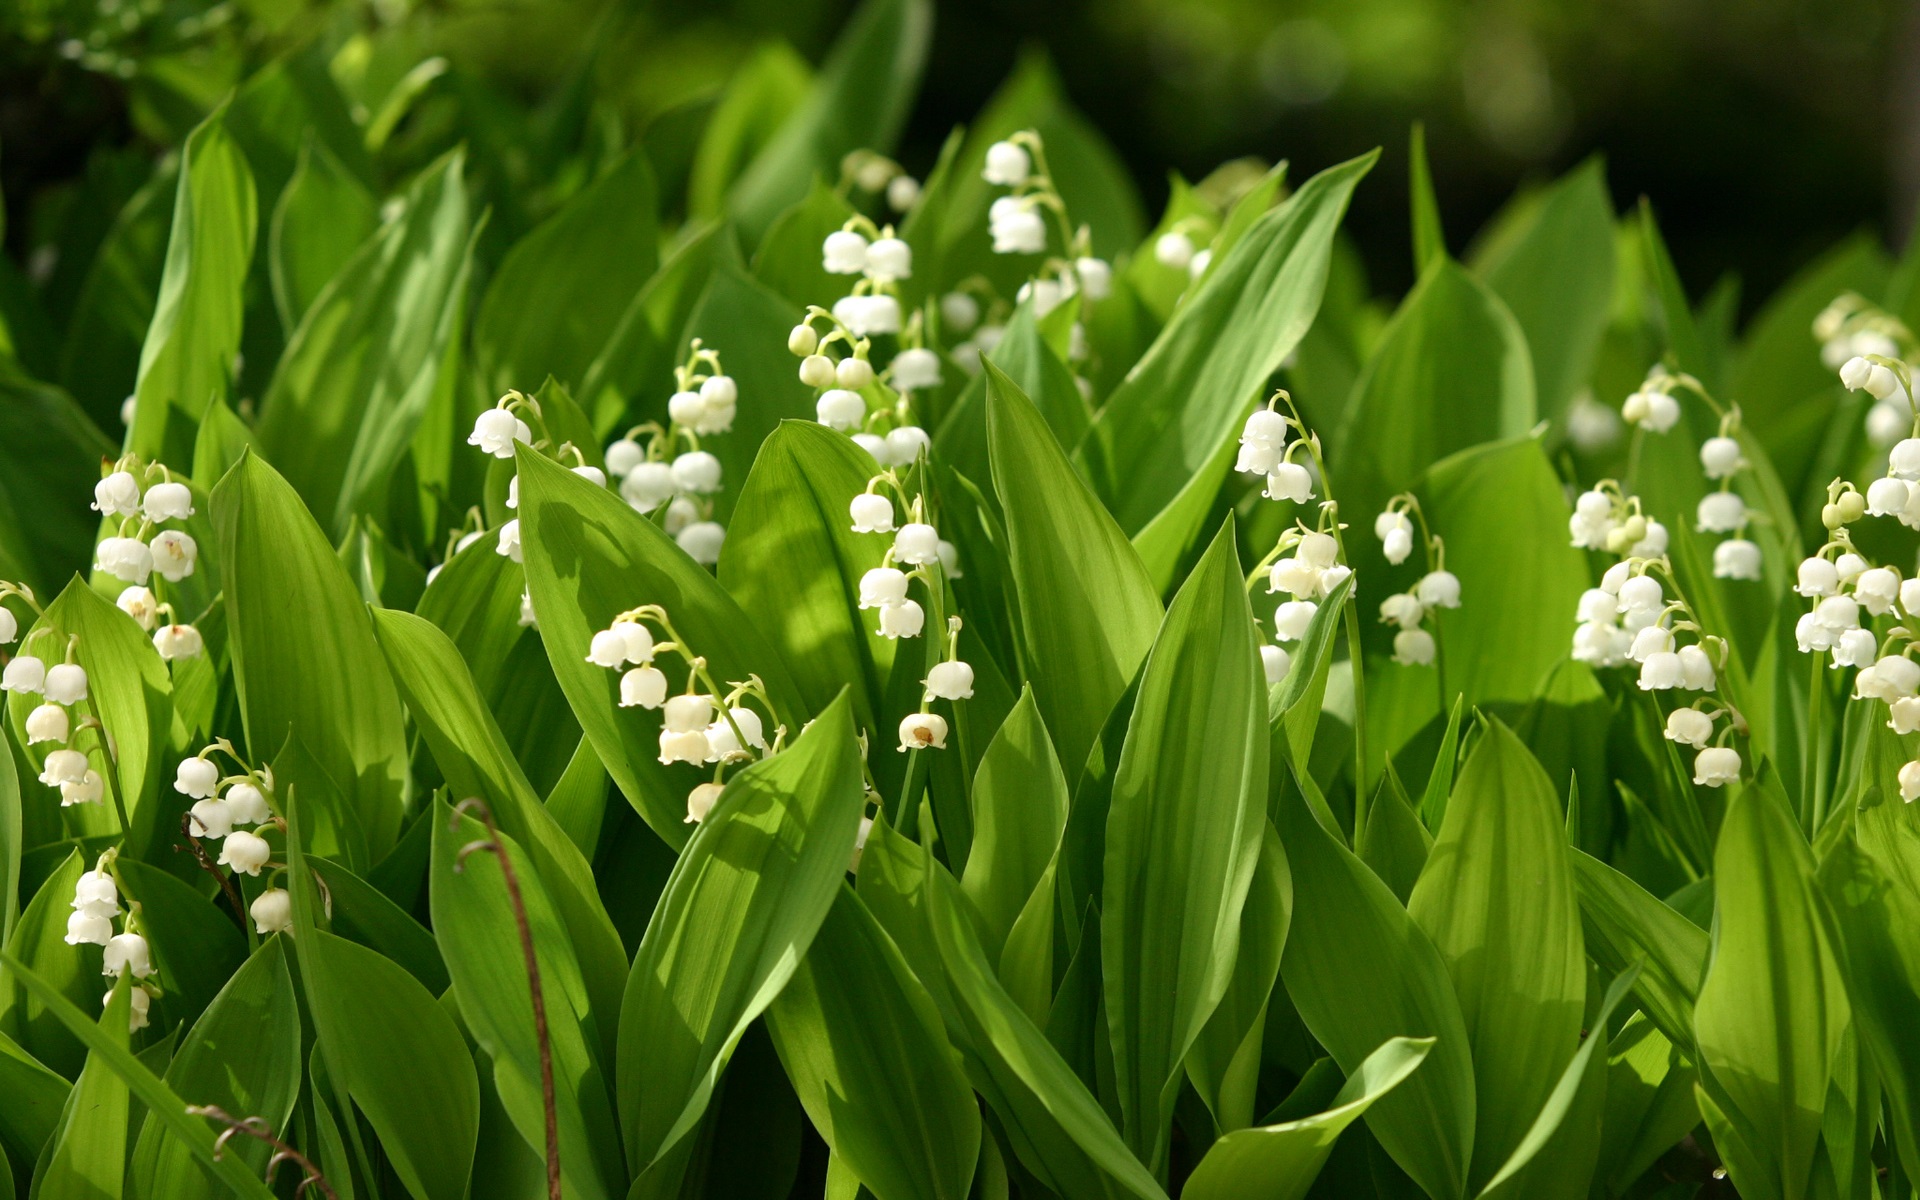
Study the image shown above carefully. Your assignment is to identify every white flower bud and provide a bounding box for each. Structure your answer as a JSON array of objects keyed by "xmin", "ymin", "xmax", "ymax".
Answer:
[
  {"xmin": 1840, "ymin": 356, "xmax": 1874, "ymax": 390},
  {"xmin": 620, "ymin": 666, "xmax": 668, "ymax": 709},
  {"xmin": 938, "ymin": 540, "xmax": 961, "ymax": 577},
  {"xmin": 1626, "ymin": 391, "xmax": 1680, "ymax": 433},
  {"xmin": 836, "ymin": 356, "xmax": 876, "ymax": 391},
  {"xmin": 817, "ymin": 389, "xmax": 867, "ymax": 431},
  {"xmin": 251, "ymin": 888, "xmax": 293, "ymax": 935},
  {"xmin": 175, "ymin": 756, "xmax": 219, "ymax": 798},
  {"xmin": 1712, "ymin": 538, "xmax": 1763, "ymax": 581},
  {"xmin": 1693, "ymin": 746, "xmax": 1741, "ymax": 788},
  {"xmin": 887, "ymin": 175, "xmax": 921, "ymax": 212},
  {"xmin": 1903, "ymin": 761, "xmax": 1920, "ymax": 802},
  {"xmin": 116, "ymin": 586, "xmax": 158, "ymax": 630},
  {"xmin": 1869, "ymin": 400, "xmax": 1907, "ymax": 448},
  {"xmin": 1382, "ymin": 525, "xmax": 1413, "ymax": 565},
  {"xmin": 25, "ymin": 703, "xmax": 69, "ymax": 745},
  {"xmin": 1678, "ymin": 644, "xmax": 1717, "ymax": 691},
  {"xmin": 0, "ymin": 606, "xmax": 14, "ymax": 644},
  {"xmin": 43, "ymin": 663, "xmax": 87, "ymax": 705},
  {"xmin": 1154, "ymin": 231, "xmax": 1195, "ymax": 270},
  {"xmin": 606, "ymin": 438, "xmax": 645, "ymax": 477},
  {"xmin": 1867, "ymin": 364, "xmax": 1902, "ymax": 399},
  {"xmin": 1665, "ymin": 708, "xmax": 1714, "ymax": 748},
  {"xmin": 1260, "ymin": 644, "xmax": 1291, "ymax": 684},
  {"xmin": 1189, "ymin": 248, "xmax": 1213, "ymax": 278},
  {"xmin": 940, "ymin": 292, "xmax": 980, "ymax": 334},
  {"xmin": 1630, "ymin": 519, "xmax": 1669, "ymax": 558},
  {"xmin": 1699, "ymin": 436, "xmax": 1744, "ymax": 480},
  {"xmin": 883, "ymin": 426, "xmax": 932, "ymax": 467},
  {"xmin": 1273, "ymin": 600, "xmax": 1318, "ymax": 642},
  {"xmin": 877, "ymin": 599, "xmax": 925, "ymax": 639},
  {"xmin": 852, "ymin": 433, "xmax": 887, "ymax": 460},
  {"xmin": 103, "ymin": 931, "xmax": 153, "ymax": 978},
  {"xmin": 1074, "ymin": 257, "xmax": 1112, "ymax": 300},
  {"xmin": 686, "ymin": 782, "xmax": 725, "ymax": 823},
  {"xmin": 142, "ymin": 481, "xmax": 194, "ymax": 522},
  {"xmin": 220, "ymin": 830, "xmax": 272, "ymax": 876},
  {"xmin": 1264, "ymin": 462, "xmax": 1314, "ymax": 503},
  {"xmin": 188, "ymin": 797, "xmax": 235, "ymax": 838},
  {"xmin": 1393, "ymin": 628, "xmax": 1436, "ymax": 666},
  {"xmin": 982, "ymin": 141, "xmax": 1031, "ymax": 186},
  {"xmin": 899, "ymin": 711, "xmax": 949, "ymax": 751},
  {"xmin": 990, "ymin": 206, "xmax": 1047, "ymax": 255},
  {"xmin": 469, "ymin": 408, "xmax": 531, "ymax": 458},
  {"xmin": 925, "ymin": 661, "xmax": 975, "ymax": 701},
  {"xmin": 60, "ymin": 770, "xmax": 102, "ymax": 807},
  {"xmin": 859, "ymin": 567, "xmax": 909, "ymax": 609},
  {"xmin": 822, "ymin": 229, "xmax": 870, "ymax": 275},
  {"xmin": 2, "ymin": 654, "xmax": 45, "ymax": 694},
  {"xmin": 891, "ymin": 348, "xmax": 943, "ymax": 391},
  {"xmin": 800, "ymin": 354, "xmax": 838, "ymax": 389},
  {"xmin": 676, "ymin": 521, "xmax": 726, "ymax": 565},
  {"xmin": 92, "ymin": 471, "xmax": 141, "ymax": 516},
  {"xmin": 864, "ymin": 237, "xmax": 911, "ymax": 281},
  {"xmin": 1695, "ymin": 491, "xmax": 1746, "ymax": 533},
  {"xmin": 95, "ymin": 536, "xmax": 152, "ymax": 584},
  {"xmin": 496, "ymin": 519, "xmax": 522, "ymax": 563},
  {"xmin": 153, "ymin": 623, "xmax": 203, "ymax": 660},
  {"xmin": 850, "ymin": 493, "xmax": 895, "ymax": 533},
  {"xmin": 64, "ymin": 910, "xmax": 113, "ymax": 946},
  {"xmin": 894, "ymin": 523, "xmax": 941, "ymax": 565},
  {"xmin": 668, "ymin": 390, "xmax": 704, "ymax": 427}
]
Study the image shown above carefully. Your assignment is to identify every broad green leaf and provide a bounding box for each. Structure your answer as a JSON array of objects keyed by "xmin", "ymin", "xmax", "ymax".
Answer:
[
  {"xmin": 961, "ymin": 687, "xmax": 1070, "ymax": 960},
  {"xmin": 269, "ymin": 136, "xmax": 376, "ymax": 332},
  {"xmin": 432, "ymin": 800, "xmax": 623, "ymax": 1200},
  {"xmin": 305, "ymin": 855, "xmax": 447, "ymax": 992},
  {"xmin": 114, "ymin": 859, "xmax": 246, "ymax": 1034},
  {"xmin": 1597, "ymin": 1014, "xmax": 1700, "ymax": 1196},
  {"xmin": 1102, "ymin": 519, "xmax": 1269, "ymax": 1173},
  {"xmin": 128, "ymin": 110, "xmax": 256, "ymax": 469},
  {"xmin": 254, "ymin": 149, "xmax": 475, "ymax": 535},
  {"xmin": 986, "ymin": 361, "xmax": 1162, "ymax": 779},
  {"xmin": 1336, "ymin": 261, "xmax": 1536, "ymax": 518},
  {"xmin": 688, "ymin": 44, "xmax": 813, "ymax": 221},
  {"xmin": 1182, "ymin": 1035, "xmax": 1434, "ymax": 1200},
  {"xmin": 1186, "ymin": 822, "xmax": 1291, "ymax": 1132},
  {"xmin": 0, "ymin": 1025, "xmax": 66, "ymax": 1187},
  {"xmin": 0, "ymin": 741, "xmax": 15, "ymax": 949},
  {"xmin": 749, "ymin": 178, "xmax": 858, "ymax": 308},
  {"xmin": 728, "ymin": 0, "xmax": 933, "ymax": 242},
  {"xmin": 919, "ymin": 857, "xmax": 1167, "ymax": 1200},
  {"xmin": 1570, "ymin": 849, "xmax": 1708, "ymax": 1054},
  {"xmin": 0, "ymin": 955, "xmax": 276, "ymax": 1200},
  {"xmin": 1356, "ymin": 769, "xmax": 1430, "ymax": 903},
  {"xmin": 31, "ymin": 981, "xmax": 130, "ymax": 1200},
  {"xmin": 1694, "ymin": 786, "xmax": 1849, "ymax": 1200},
  {"xmin": 616, "ymin": 691, "xmax": 864, "ymax": 1182},
  {"xmin": 57, "ymin": 159, "xmax": 176, "ymax": 428},
  {"xmin": 1086, "ymin": 153, "xmax": 1376, "ymax": 539},
  {"xmin": 767, "ymin": 887, "xmax": 980, "ymax": 1200},
  {"xmin": 0, "ymin": 853, "xmax": 92, "ymax": 1078},
  {"xmin": 0, "ymin": 378, "xmax": 114, "ymax": 598},
  {"xmin": 212, "ymin": 451, "xmax": 408, "ymax": 860},
  {"xmin": 473, "ymin": 149, "xmax": 658, "ymax": 396},
  {"xmin": 578, "ymin": 224, "xmax": 724, "ymax": 436},
  {"xmin": 937, "ymin": 302, "xmax": 1092, "ymax": 485},
  {"xmin": 129, "ymin": 937, "xmax": 300, "ymax": 1198},
  {"xmin": 1637, "ymin": 202, "xmax": 1714, "ymax": 388},
  {"xmin": 1472, "ymin": 158, "xmax": 1616, "ymax": 419},
  {"xmin": 1406, "ymin": 720, "xmax": 1584, "ymax": 1189},
  {"xmin": 515, "ymin": 448, "xmax": 806, "ymax": 847},
  {"xmin": 1274, "ymin": 783, "xmax": 1474, "ymax": 1200},
  {"xmin": 718, "ymin": 422, "xmax": 894, "ymax": 737}
]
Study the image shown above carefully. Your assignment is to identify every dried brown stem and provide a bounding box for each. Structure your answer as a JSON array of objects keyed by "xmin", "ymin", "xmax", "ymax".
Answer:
[
  {"xmin": 186, "ymin": 1104, "xmax": 338, "ymax": 1199},
  {"xmin": 452, "ymin": 797, "xmax": 561, "ymax": 1200},
  {"xmin": 177, "ymin": 813, "xmax": 247, "ymax": 926}
]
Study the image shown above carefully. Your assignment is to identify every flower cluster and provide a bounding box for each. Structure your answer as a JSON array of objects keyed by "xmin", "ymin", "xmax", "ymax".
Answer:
[
  {"xmin": 1152, "ymin": 218, "xmax": 1217, "ymax": 283},
  {"xmin": 900, "ymin": 616, "xmax": 974, "ymax": 754},
  {"xmin": 61, "ymin": 852, "xmax": 157, "ymax": 1031},
  {"xmin": 1618, "ymin": 370, "xmax": 1760, "ymax": 582},
  {"xmin": 850, "ymin": 475, "xmax": 959, "ymax": 640},
  {"xmin": 583, "ymin": 605, "xmax": 782, "ymax": 822},
  {"xmin": 176, "ymin": 747, "xmax": 285, "ymax": 897},
  {"xmin": 601, "ymin": 343, "xmax": 737, "ymax": 565},
  {"xmin": 977, "ymin": 131, "xmax": 1107, "ymax": 374},
  {"xmin": 1264, "ymin": 529, "xmax": 1351, "ymax": 647},
  {"xmin": 1373, "ymin": 496, "xmax": 1461, "ymax": 669},
  {"xmin": 839, "ymin": 148, "xmax": 921, "ymax": 215},
  {"xmin": 1818, "ymin": 293, "xmax": 1913, "ymax": 449},
  {"xmin": 790, "ymin": 306, "xmax": 935, "ymax": 466},
  {"xmin": 2, "ymin": 620, "xmax": 105, "ymax": 806},
  {"xmin": 84, "ymin": 462, "xmax": 206, "ymax": 659},
  {"xmin": 1235, "ymin": 406, "xmax": 1316, "ymax": 505}
]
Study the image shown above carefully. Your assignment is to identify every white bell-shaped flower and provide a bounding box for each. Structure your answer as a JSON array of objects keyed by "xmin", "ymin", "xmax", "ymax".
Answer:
[
  {"xmin": 0, "ymin": 606, "xmax": 14, "ymax": 644},
  {"xmin": 937, "ymin": 540, "xmax": 961, "ymax": 578},
  {"xmin": 865, "ymin": 237, "xmax": 912, "ymax": 281},
  {"xmin": 1902, "ymin": 761, "xmax": 1920, "ymax": 802},
  {"xmin": 1693, "ymin": 746, "xmax": 1741, "ymax": 787},
  {"xmin": 817, "ymin": 388, "xmax": 867, "ymax": 431},
  {"xmin": 1616, "ymin": 574, "xmax": 1663, "ymax": 618},
  {"xmin": 1379, "ymin": 593, "xmax": 1424, "ymax": 629},
  {"xmin": 1696, "ymin": 491, "xmax": 1746, "ymax": 533},
  {"xmin": 1296, "ymin": 531, "xmax": 1339, "ymax": 570},
  {"xmin": 877, "ymin": 599, "xmax": 925, "ymax": 639},
  {"xmin": 670, "ymin": 452, "xmax": 722, "ymax": 495},
  {"xmin": 1571, "ymin": 621, "xmax": 1626, "ymax": 668},
  {"xmin": 925, "ymin": 661, "xmax": 975, "ymax": 701},
  {"xmin": 1893, "ymin": 438, "xmax": 1920, "ymax": 481},
  {"xmin": 1638, "ymin": 651, "xmax": 1683, "ymax": 690},
  {"xmin": 1816, "ymin": 594, "xmax": 1861, "ymax": 631},
  {"xmin": 1260, "ymin": 644, "xmax": 1291, "ymax": 684},
  {"xmin": 1393, "ymin": 628, "xmax": 1436, "ymax": 666},
  {"xmin": 883, "ymin": 426, "xmax": 933, "ymax": 467},
  {"xmin": 188, "ymin": 797, "xmax": 235, "ymax": 838},
  {"xmin": 93, "ymin": 471, "xmax": 142, "ymax": 516},
  {"xmin": 899, "ymin": 711, "xmax": 949, "ymax": 751},
  {"xmin": 1832, "ymin": 628, "xmax": 1878, "ymax": 670},
  {"xmin": 1273, "ymin": 600, "xmax": 1317, "ymax": 642},
  {"xmin": 225, "ymin": 782, "xmax": 270, "ymax": 825},
  {"xmin": 1074, "ymin": 257, "xmax": 1112, "ymax": 299},
  {"xmin": 1796, "ymin": 556, "xmax": 1839, "ymax": 597},
  {"xmin": 1568, "ymin": 490, "xmax": 1616, "ymax": 550},
  {"xmin": 25, "ymin": 703, "xmax": 69, "ymax": 745},
  {"xmin": 1835, "ymin": 552, "xmax": 1870, "ymax": 581},
  {"xmin": 123, "ymin": 984, "xmax": 152, "ymax": 1032},
  {"xmin": 620, "ymin": 666, "xmax": 669, "ymax": 709},
  {"xmin": 822, "ymin": 230, "xmax": 870, "ymax": 275},
  {"xmin": 1870, "ymin": 401, "xmax": 1908, "ymax": 448},
  {"xmin": 1840, "ymin": 356, "xmax": 1874, "ymax": 390},
  {"xmin": 1154, "ymin": 231, "xmax": 1195, "ymax": 270},
  {"xmin": 1664, "ymin": 708, "xmax": 1714, "ymax": 748},
  {"xmin": 840, "ymin": 294, "xmax": 903, "ymax": 337},
  {"xmin": 1576, "ymin": 589, "xmax": 1618, "ymax": 624},
  {"xmin": 852, "ymin": 433, "xmax": 887, "ymax": 460},
  {"xmin": 1374, "ymin": 511, "xmax": 1413, "ymax": 563},
  {"xmin": 1630, "ymin": 518, "xmax": 1670, "ymax": 558},
  {"xmin": 1875, "ymin": 655, "xmax": 1920, "ymax": 699},
  {"xmin": 116, "ymin": 586, "xmax": 158, "ymax": 630},
  {"xmin": 859, "ymin": 567, "xmax": 910, "ymax": 609},
  {"xmin": 1795, "ymin": 612, "xmax": 1835, "ymax": 654},
  {"xmin": 668, "ymin": 390, "xmax": 704, "ymax": 427},
  {"xmin": 1627, "ymin": 624, "xmax": 1674, "ymax": 664},
  {"xmin": 685, "ymin": 782, "xmax": 724, "ymax": 824},
  {"xmin": 142, "ymin": 481, "xmax": 194, "ymax": 522},
  {"xmin": 1712, "ymin": 538, "xmax": 1763, "ymax": 581},
  {"xmin": 1678, "ymin": 644, "xmax": 1717, "ymax": 690},
  {"xmin": 469, "ymin": 408, "xmax": 531, "ymax": 458},
  {"xmin": 611, "ymin": 621, "xmax": 654, "ymax": 664},
  {"xmin": 663, "ymin": 694, "xmax": 714, "ymax": 734},
  {"xmin": 60, "ymin": 770, "xmax": 103, "ymax": 806},
  {"xmin": 606, "ymin": 438, "xmax": 645, "ymax": 477},
  {"xmin": 1868, "ymin": 476, "xmax": 1910, "ymax": 517},
  {"xmin": 990, "ymin": 201, "xmax": 1047, "ymax": 255},
  {"xmin": 622, "ymin": 462, "xmax": 677, "ymax": 511},
  {"xmin": 1236, "ymin": 439, "xmax": 1283, "ymax": 475},
  {"xmin": 65, "ymin": 909, "xmax": 113, "ymax": 946},
  {"xmin": 2, "ymin": 654, "xmax": 45, "ymax": 694},
  {"xmin": 1621, "ymin": 389, "xmax": 1680, "ymax": 433},
  {"xmin": 153, "ymin": 623, "xmax": 203, "ymax": 660},
  {"xmin": 658, "ymin": 728, "xmax": 710, "ymax": 765},
  {"xmin": 1699, "ymin": 436, "xmax": 1744, "ymax": 480},
  {"xmin": 940, "ymin": 292, "xmax": 980, "ymax": 334},
  {"xmin": 1316, "ymin": 564, "xmax": 1352, "ymax": 599},
  {"xmin": 677, "ymin": 521, "xmax": 726, "ymax": 565},
  {"xmin": 573, "ymin": 464, "xmax": 608, "ymax": 489},
  {"xmin": 1264, "ymin": 463, "xmax": 1314, "ymax": 503},
  {"xmin": 892, "ymin": 348, "xmax": 943, "ymax": 391},
  {"xmin": 95, "ymin": 536, "xmax": 153, "ymax": 584},
  {"xmin": 73, "ymin": 869, "xmax": 120, "ymax": 917},
  {"xmin": 1016, "ymin": 277, "xmax": 1068, "ymax": 318},
  {"xmin": 251, "ymin": 888, "xmax": 293, "ymax": 935},
  {"xmin": 982, "ymin": 140, "xmax": 1031, "ymax": 186},
  {"xmin": 175, "ymin": 756, "xmax": 219, "ymax": 798},
  {"xmin": 103, "ymin": 931, "xmax": 154, "ymax": 978},
  {"xmin": 587, "ymin": 629, "xmax": 630, "ymax": 667},
  {"xmin": 894, "ymin": 523, "xmax": 941, "ymax": 565},
  {"xmin": 850, "ymin": 493, "xmax": 895, "ymax": 534},
  {"xmin": 1857, "ymin": 567, "xmax": 1901, "ymax": 615},
  {"xmin": 43, "ymin": 662, "xmax": 87, "ymax": 705},
  {"xmin": 1415, "ymin": 570, "xmax": 1461, "ymax": 608},
  {"xmin": 496, "ymin": 519, "xmax": 522, "ymax": 563},
  {"xmin": 219, "ymin": 829, "xmax": 272, "ymax": 875},
  {"xmin": 1893, "ymin": 697, "xmax": 1920, "ymax": 735},
  {"xmin": 888, "ymin": 175, "xmax": 920, "ymax": 211},
  {"xmin": 705, "ymin": 708, "xmax": 767, "ymax": 762}
]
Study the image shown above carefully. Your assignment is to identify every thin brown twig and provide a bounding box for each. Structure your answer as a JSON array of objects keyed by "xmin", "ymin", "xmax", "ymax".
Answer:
[
  {"xmin": 452, "ymin": 797, "xmax": 561, "ymax": 1200},
  {"xmin": 186, "ymin": 1104, "xmax": 339, "ymax": 1199},
  {"xmin": 176, "ymin": 812, "xmax": 247, "ymax": 926}
]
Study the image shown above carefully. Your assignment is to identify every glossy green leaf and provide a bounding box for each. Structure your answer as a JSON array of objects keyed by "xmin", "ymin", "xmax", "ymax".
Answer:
[
  {"xmin": 936, "ymin": 303, "xmax": 1092, "ymax": 484},
  {"xmin": 767, "ymin": 886, "xmax": 980, "ymax": 1200},
  {"xmin": 0, "ymin": 378, "xmax": 114, "ymax": 598},
  {"xmin": 1409, "ymin": 125, "xmax": 1446, "ymax": 273},
  {"xmin": 616, "ymin": 691, "xmax": 864, "ymax": 1183},
  {"xmin": 129, "ymin": 937, "xmax": 300, "ymax": 1198},
  {"xmin": 749, "ymin": 178, "xmax": 858, "ymax": 308},
  {"xmin": 728, "ymin": 0, "xmax": 933, "ymax": 242},
  {"xmin": 1186, "ymin": 822, "xmax": 1290, "ymax": 1133},
  {"xmin": 473, "ymin": 149, "xmax": 658, "ymax": 395},
  {"xmin": 0, "ymin": 1025, "xmax": 65, "ymax": 1188},
  {"xmin": 1182, "ymin": 1035, "xmax": 1434, "ymax": 1200},
  {"xmin": 268, "ymin": 136, "xmax": 376, "ymax": 333},
  {"xmin": 1570, "ymin": 849, "xmax": 1708, "ymax": 1055},
  {"xmin": 255, "ymin": 149, "xmax": 475, "ymax": 535},
  {"xmin": 687, "ymin": 44, "xmax": 813, "ymax": 221},
  {"xmin": 1597, "ymin": 1014, "xmax": 1701, "ymax": 1195},
  {"xmin": 32, "ymin": 980, "xmax": 130, "ymax": 1200},
  {"xmin": 985, "ymin": 361, "xmax": 1162, "ymax": 780},
  {"xmin": 1274, "ymin": 782, "xmax": 1474, "ymax": 1200},
  {"xmin": 1406, "ymin": 720, "xmax": 1584, "ymax": 1189},
  {"xmin": 57, "ymin": 159, "xmax": 176, "ymax": 428},
  {"xmin": 1101, "ymin": 519, "xmax": 1268, "ymax": 1173},
  {"xmin": 577, "ymin": 224, "xmax": 725, "ymax": 436},
  {"xmin": 1086, "ymin": 153, "xmax": 1376, "ymax": 539},
  {"xmin": 432, "ymin": 799, "xmax": 623, "ymax": 1200},
  {"xmin": 1694, "ymin": 786, "xmax": 1849, "ymax": 1200},
  {"xmin": 128, "ymin": 109, "xmax": 257, "ymax": 469},
  {"xmin": 212, "ymin": 451, "xmax": 408, "ymax": 861},
  {"xmin": 113, "ymin": 859, "xmax": 245, "ymax": 1034},
  {"xmin": 0, "ymin": 853, "xmax": 93, "ymax": 1078},
  {"xmin": 516, "ymin": 447, "xmax": 806, "ymax": 846},
  {"xmin": 961, "ymin": 686, "xmax": 1070, "ymax": 960}
]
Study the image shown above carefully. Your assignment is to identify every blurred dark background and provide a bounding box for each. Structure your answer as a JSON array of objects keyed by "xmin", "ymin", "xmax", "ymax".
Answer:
[{"xmin": 2, "ymin": 0, "xmax": 1910, "ymax": 312}]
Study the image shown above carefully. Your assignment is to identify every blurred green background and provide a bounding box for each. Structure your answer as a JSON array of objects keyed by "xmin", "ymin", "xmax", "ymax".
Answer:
[{"xmin": 0, "ymin": 0, "xmax": 1905, "ymax": 311}]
